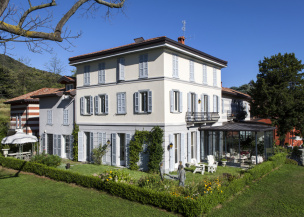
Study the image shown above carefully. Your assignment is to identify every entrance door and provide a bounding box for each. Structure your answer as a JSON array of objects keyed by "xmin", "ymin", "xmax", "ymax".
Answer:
[
  {"xmin": 119, "ymin": 133, "xmax": 126, "ymax": 166},
  {"xmin": 47, "ymin": 134, "xmax": 53, "ymax": 155}
]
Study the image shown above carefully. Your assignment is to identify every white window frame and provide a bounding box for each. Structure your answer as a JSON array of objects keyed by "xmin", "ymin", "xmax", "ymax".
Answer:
[
  {"xmin": 134, "ymin": 90, "xmax": 152, "ymax": 114},
  {"xmin": 16, "ymin": 114, "xmax": 21, "ymax": 129},
  {"xmin": 139, "ymin": 54, "xmax": 148, "ymax": 78},
  {"xmin": 213, "ymin": 67, "xmax": 217, "ymax": 87},
  {"xmin": 170, "ymin": 90, "xmax": 183, "ymax": 113},
  {"xmin": 203, "ymin": 64, "xmax": 207, "ymax": 84},
  {"xmin": 84, "ymin": 65, "xmax": 90, "ymax": 86},
  {"xmin": 172, "ymin": 54, "xmax": 179, "ymax": 78},
  {"xmin": 84, "ymin": 96, "xmax": 93, "ymax": 115},
  {"xmin": 47, "ymin": 110, "xmax": 52, "ymax": 125},
  {"xmin": 117, "ymin": 92, "xmax": 126, "ymax": 114},
  {"xmin": 213, "ymin": 95, "xmax": 219, "ymax": 113},
  {"xmin": 96, "ymin": 94, "xmax": 108, "ymax": 115},
  {"xmin": 189, "ymin": 60, "xmax": 194, "ymax": 81},
  {"xmin": 98, "ymin": 62, "xmax": 106, "ymax": 84},
  {"xmin": 118, "ymin": 57, "xmax": 125, "ymax": 81},
  {"xmin": 63, "ymin": 109, "xmax": 69, "ymax": 125}
]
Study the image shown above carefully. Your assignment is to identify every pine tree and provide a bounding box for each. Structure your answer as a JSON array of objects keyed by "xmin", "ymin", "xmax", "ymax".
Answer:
[{"xmin": 249, "ymin": 53, "xmax": 304, "ymax": 145}]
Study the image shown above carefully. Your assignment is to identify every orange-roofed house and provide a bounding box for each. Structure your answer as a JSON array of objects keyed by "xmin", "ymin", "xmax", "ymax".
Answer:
[{"xmin": 3, "ymin": 88, "xmax": 54, "ymax": 136}]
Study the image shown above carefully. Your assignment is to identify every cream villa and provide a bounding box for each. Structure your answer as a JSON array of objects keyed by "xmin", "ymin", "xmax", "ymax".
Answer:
[{"xmin": 69, "ymin": 36, "xmax": 263, "ymax": 172}]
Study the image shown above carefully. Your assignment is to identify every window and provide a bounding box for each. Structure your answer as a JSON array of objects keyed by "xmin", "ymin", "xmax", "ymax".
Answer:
[
  {"xmin": 63, "ymin": 135, "xmax": 70, "ymax": 154},
  {"xmin": 117, "ymin": 92, "xmax": 126, "ymax": 114},
  {"xmin": 134, "ymin": 91, "xmax": 152, "ymax": 113},
  {"xmin": 174, "ymin": 134, "xmax": 180, "ymax": 164},
  {"xmin": 94, "ymin": 94, "xmax": 108, "ymax": 115},
  {"xmin": 16, "ymin": 114, "xmax": 21, "ymax": 129},
  {"xmin": 213, "ymin": 67, "xmax": 217, "ymax": 86},
  {"xmin": 172, "ymin": 54, "xmax": 179, "ymax": 78},
  {"xmin": 118, "ymin": 58, "xmax": 125, "ymax": 81},
  {"xmin": 47, "ymin": 110, "xmax": 52, "ymax": 125},
  {"xmin": 139, "ymin": 54, "xmax": 148, "ymax": 78},
  {"xmin": 170, "ymin": 90, "xmax": 182, "ymax": 113},
  {"xmin": 66, "ymin": 84, "xmax": 74, "ymax": 91},
  {"xmin": 191, "ymin": 132, "xmax": 196, "ymax": 158},
  {"xmin": 63, "ymin": 109, "xmax": 69, "ymax": 125},
  {"xmin": 189, "ymin": 60, "xmax": 194, "ymax": 81},
  {"xmin": 98, "ymin": 63, "xmax": 105, "ymax": 84},
  {"xmin": 80, "ymin": 96, "xmax": 93, "ymax": 115},
  {"xmin": 213, "ymin": 95, "xmax": 219, "ymax": 113},
  {"xmin": 203, "ymin": 64, "xmax": 207, "ymax": 84},
  {"xmin": 84, "ymin": 65, "xmax": 90, "ymax": 85}
]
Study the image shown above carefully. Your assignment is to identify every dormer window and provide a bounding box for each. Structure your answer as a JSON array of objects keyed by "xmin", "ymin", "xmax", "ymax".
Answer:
[{"xmin": 66, "ymin": 84, "xmax": 74, "ymax": 91}]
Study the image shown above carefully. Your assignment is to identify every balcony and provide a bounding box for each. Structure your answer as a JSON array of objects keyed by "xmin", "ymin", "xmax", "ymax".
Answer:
[
  {"xmin": 185, "ymin": 112, "xmax": 220, "ymax": 124},
  {"xmin": 227, "ymin": 110, "xmax": 235, "ymax": 121}
]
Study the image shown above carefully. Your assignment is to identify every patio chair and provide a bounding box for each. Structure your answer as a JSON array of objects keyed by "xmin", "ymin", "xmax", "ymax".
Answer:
[
  {"xmin": 207, "ymin": 155, "xmax": 218, "ymax": 173},
  {"xmin": 193, "ymin": 164, "xmax": 205, "ymax": 175},
  {"xmin": 251, "ymin": 156, "xmax": 256, "ymax": 165}
]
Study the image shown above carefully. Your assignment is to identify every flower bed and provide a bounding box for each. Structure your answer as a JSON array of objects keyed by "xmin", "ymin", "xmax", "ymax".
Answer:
[{"xmin": 0, "ymin": 152, "xmax": 287, "ymax": 217}]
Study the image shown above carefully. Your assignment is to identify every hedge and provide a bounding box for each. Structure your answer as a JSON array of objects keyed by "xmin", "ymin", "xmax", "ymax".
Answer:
[{"xmin": 0, "ymin": 153, "xmax": 287, "ymax": 216}]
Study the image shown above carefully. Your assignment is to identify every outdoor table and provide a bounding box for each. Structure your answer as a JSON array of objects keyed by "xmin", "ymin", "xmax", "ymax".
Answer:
[{"xmin": 7, "ymin": 152, "xmax": 31, "ymax": 160}]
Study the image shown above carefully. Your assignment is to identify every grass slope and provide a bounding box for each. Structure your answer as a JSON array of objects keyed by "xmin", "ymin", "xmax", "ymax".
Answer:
[
  {"xmin": 0, "ymin": 167, "xmax": 177, "ymax": 217},
  {"xmin": 208, "ymin": 164, "xmax": 304, "ymax": 217}
]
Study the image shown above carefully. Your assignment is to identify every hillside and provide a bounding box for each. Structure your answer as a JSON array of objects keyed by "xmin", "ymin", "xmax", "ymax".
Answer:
[{"xmin": 0, "ymin": 54, "xmax": 63, "ymax": 99}]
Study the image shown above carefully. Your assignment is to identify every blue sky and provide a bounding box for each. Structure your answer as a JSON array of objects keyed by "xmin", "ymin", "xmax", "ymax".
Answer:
[{"xmin": 6, "ymin": 0, "xmax": 304, "ymax": 88}]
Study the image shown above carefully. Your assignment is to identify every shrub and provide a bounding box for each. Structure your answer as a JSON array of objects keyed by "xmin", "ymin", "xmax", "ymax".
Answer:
[
  {"xmin": 92, "ymin": 143, "xmax": 109, "ymax": 165},
  {"xmin": 147, "ymin": 126, "xmax": 164, "ymax": 173},
  {"xmin": 100, "ymin": 170, "xmax": 132, "ymax": 183},
  {"xmin": 285, "ymin": 158, "xmax": 298, "ymax": 165},
  {"xmin": 30, "ymin": 152, "xmax": 61, "ymax": 167}
]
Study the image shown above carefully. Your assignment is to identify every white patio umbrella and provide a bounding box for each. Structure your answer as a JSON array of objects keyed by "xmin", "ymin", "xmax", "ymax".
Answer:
[{"xmin": 1, "ymin": 131, "xmax": 38, "ymax": 158}]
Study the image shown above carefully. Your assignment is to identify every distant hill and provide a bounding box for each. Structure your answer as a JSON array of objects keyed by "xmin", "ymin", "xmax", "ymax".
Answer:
[{"xmin": 0, "ymin": 54, "xmax": 63, "ymax": 99}]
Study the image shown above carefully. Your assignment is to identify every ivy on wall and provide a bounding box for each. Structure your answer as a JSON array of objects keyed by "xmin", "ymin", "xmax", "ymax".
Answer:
[
  {"xmin": 129, "ymin": 126, "xmax": 164, "ymax": 172},
  {"xmin": 72, "ymin": 124, "xmax": 79, "ymax": 161}
]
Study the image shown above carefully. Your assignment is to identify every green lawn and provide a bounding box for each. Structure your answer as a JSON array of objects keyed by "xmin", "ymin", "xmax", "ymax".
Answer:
[
  {"xmin": 57, "ymin": 160, "xmax": 242, "ymax": 185},
  {"xmin": 0, "ymin": 167, "xmax": 177, "ymax": 217},
  {"xmin": 208, "ymin": 164, "xmax": 304, "ymax": 216}
]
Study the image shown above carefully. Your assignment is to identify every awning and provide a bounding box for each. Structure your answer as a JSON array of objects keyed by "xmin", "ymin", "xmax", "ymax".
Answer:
[
  {"xmin": 199, "ymin": 122, "xmax": 276, "ymax": 132},
  {"xmin": 1, "ymin": 131, "xmax": 38, "ymax": 144}
]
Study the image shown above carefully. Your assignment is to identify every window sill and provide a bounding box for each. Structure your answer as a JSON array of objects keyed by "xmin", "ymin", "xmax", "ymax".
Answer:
[
  {"xmin": 96, "ymin": 113, "xmax": 108, "ymax": 116},
  {"xmin": 116, "ymin": 113, "xmax": 127, "ymax": 115},
  {"xmin": 63, "ymin": 124, "xmax": 69, "ymax": 126},
  {"xmin": 135, "ymin": 112, "xmax": 151, "ymax": 115},
  {"xmin": 81, "ymin": 114, "xmax": 92, "ymax": 116},
  {"xmin": 171, "ymin": 111, "xmax": 182, "ymax": 114},
  {"xmin": 83, "ymin": 84, "xmax": 90, "ymax": 86},
  {"xmin": 47, "ymin": 124, "xmax": 53, "ymax": 126}
]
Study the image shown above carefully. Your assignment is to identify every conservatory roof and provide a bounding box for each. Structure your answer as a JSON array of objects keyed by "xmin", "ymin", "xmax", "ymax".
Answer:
[{"xmin": 199, "ymin": 122, "xmax": 276, "ymax": 132}]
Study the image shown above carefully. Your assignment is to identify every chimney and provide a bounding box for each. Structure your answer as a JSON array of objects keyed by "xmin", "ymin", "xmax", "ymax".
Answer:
[{"xmin": 178, "ymin": 36, "xmax": 185, "ymax": 45}]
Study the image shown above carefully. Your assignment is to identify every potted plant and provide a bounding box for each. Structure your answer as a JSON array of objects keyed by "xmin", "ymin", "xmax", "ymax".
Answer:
[
  {"xmin": 221, "ymin": 158, "xmax": 227, "ymax": 167},
  {"xmin": 2, "ymin": 144, "xmax": 10, "ymax": 157}
]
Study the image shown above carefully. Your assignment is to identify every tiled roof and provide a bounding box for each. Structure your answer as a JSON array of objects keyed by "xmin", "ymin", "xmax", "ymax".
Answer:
[
  {"xmin": 31, "ymin": 87, "xmax": 76, "ymax": 98},
  {"xmin": 3, "ymin": 88, "xmax": 58, "ymax": 104},
  {"xmin": 57, "ymin": 76, "xmax": 76, "ymax": 84},
  {"xmin": 222, "ymin": 87, "xmax": 251, "ymax": 99},
  {"xmin": 69, "ymin": 36, "xmax": 165, "ymax": 61},
  {"xmin": 69, "ymin": 36, "xmax": 228, "ymax": 66},
  {"xmin": 31, "ymin": 88, "xmax": 65, "ymax": 98}
]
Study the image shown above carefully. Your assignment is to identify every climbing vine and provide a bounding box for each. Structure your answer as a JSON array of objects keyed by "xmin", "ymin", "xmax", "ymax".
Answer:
[
  {"xmin": 72, "ymin": 124, "xmax": 79, "ymax": 161},
  {"xmin": 129, "ymin": 126, "xmax": 164, "ymax": 172},
  {"xmin": 147, "ymin": 126, "xmax": 164, "ymax": 173}
]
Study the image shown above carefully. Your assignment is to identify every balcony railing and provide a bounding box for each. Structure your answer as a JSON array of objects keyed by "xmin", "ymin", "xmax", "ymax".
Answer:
[{"xmin": 185, "ymin": 112, "xmax": 220, "ymax": 123}]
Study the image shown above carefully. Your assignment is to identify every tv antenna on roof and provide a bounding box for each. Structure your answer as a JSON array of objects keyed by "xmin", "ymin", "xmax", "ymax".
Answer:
[{"xmin": 182, "ymin": 20, "xmax": 186, "ymax": 36}]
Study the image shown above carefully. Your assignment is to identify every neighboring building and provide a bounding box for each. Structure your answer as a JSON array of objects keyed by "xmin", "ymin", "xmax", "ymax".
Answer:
[
  {"xmin": 3, "ymin": 88, "xmax": 50, "ymax": 136},
  {"xmin": 31, "ymin": 76, "xmax": 76, "ymax": 159},
  {"xmin": 255, "ymin": 118, "xmax": 303, "ymax": 147},
  {"xmin": 221, "ymin": 87, "xmax": 251, "ymax": 122},
  {"xmin": 69, "ymin": 36, "xmax": 232, "ymax": 172}
]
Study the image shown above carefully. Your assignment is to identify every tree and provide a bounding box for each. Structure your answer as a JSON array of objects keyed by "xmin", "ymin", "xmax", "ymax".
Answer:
[
  {"xmin": 0, "ymin": 0, "xmax": 126, "ymax": 52},
  {"xmin": 230, "ymin": 83, "xmax": 252, "ymax": 94},
  {"xmin": 44, "ymin": 55, "xmax": 66, "ymax": 75},
  {"xmin": 249, "ymin": 53, "xmax": 304, "ymax": 145}
]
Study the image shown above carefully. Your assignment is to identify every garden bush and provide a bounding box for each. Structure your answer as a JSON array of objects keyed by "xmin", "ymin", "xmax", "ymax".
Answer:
[
  {"xmin": 285, "ymin": 158, "xmax": 298, "ymax": 165},
  {"xmin": 30, "ymin": 152, "xmax": 61, "ymax": 167}
]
